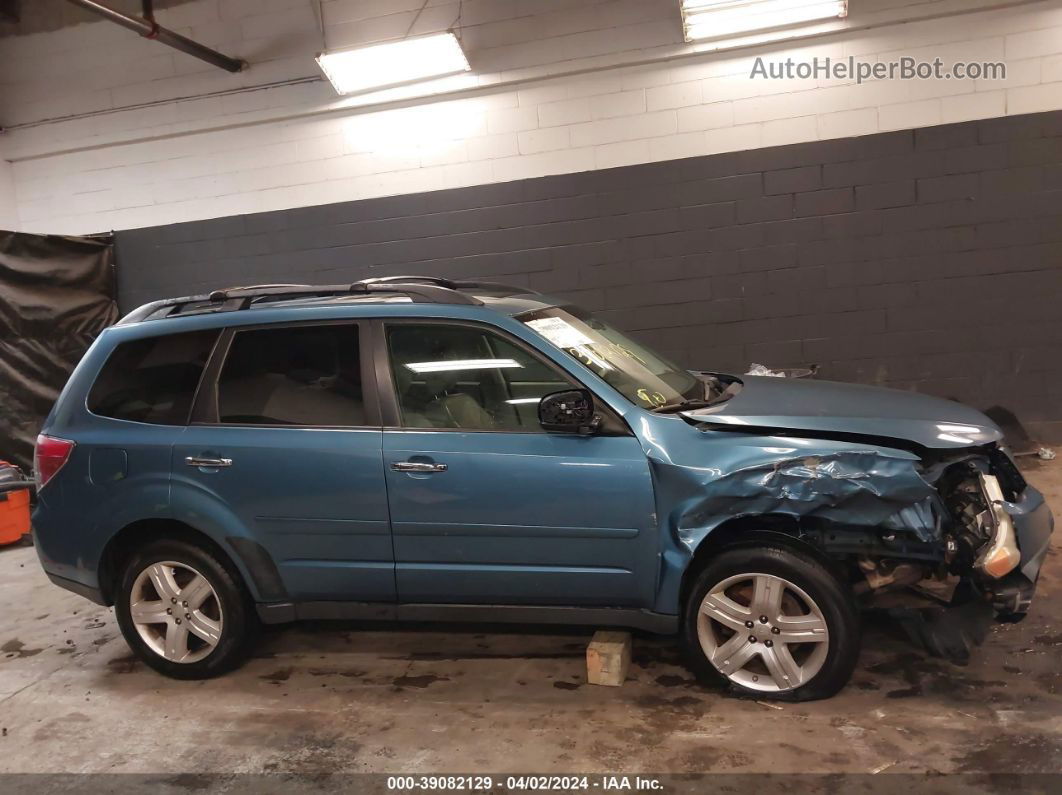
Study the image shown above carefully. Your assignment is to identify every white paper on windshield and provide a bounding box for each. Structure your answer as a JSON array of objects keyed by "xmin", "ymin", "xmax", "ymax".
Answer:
[{"xmin": 526, "ymin": 317, "xmax": 594, "ymax": 348}]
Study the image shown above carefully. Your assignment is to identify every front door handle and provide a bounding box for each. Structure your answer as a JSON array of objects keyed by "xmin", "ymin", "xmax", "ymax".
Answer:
[
  {"xmin": 185, "ymin": 456, "xmax": 233, "ymax": 468},
  {"xmin": 391, "ymin": 461, "xmax": 447, "ymax": 473}
]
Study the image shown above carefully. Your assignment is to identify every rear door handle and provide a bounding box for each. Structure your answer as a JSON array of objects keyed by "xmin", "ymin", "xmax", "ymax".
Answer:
[
  {"xmin": 185, "ymin": 456, "xmax": 233, "ymax": 468},
  {"xmin": 391, "ymin": 461, "xmax": 447, "ymax": 473}
]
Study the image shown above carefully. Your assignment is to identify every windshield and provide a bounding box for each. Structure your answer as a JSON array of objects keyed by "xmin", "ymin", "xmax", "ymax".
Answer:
[{"xmin": 519, "ymin": 306, "xmax": 704, "ymax": 410}]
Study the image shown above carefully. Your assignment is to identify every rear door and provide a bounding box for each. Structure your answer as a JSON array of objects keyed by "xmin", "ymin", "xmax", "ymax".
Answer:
[
  {"xmin": 36, "ymin": 329, "xmax": 219, "ymax": 589},
  {"xmin": 376, "ymin": 319, "xmax": 658, "ymax": 609},
  {"xmin": 174, "ymin": 320, "xmax": 393, "ymax": 602}
]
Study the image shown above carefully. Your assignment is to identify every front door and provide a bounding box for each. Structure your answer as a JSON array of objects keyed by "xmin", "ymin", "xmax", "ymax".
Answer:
[
  {"xmin": 174, "ymin": 320, "xmax": 393, "ymax": 602},
  {"xmin": 378, "ymin": 320, "xmax": 657, "ymax": 608}
]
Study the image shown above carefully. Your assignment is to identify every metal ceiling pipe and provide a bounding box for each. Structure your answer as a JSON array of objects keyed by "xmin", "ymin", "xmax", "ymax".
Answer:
[{"xmin": 67, "ymin": 0, "xmax": 245, "ymax": 73}]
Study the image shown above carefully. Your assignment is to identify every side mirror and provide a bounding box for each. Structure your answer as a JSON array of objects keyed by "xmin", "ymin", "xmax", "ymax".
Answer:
[{"xmin": 538, "ymin": 389, "xmax": 599, "ymax": 434}]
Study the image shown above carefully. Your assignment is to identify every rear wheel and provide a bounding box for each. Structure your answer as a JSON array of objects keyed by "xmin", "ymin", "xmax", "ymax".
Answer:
[
  {"xmin": 114, "ymin": 539, "xmax": 256, "ymax": 679},
  {"xmin": 683, "ymin": 545, "xmax": 860, "ymax": 701}
]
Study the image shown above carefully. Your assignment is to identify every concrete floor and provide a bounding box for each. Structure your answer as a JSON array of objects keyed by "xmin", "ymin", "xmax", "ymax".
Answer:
[{"xmin": 0, "ymin": 464, "xmax": 1059, "ymax": 780}]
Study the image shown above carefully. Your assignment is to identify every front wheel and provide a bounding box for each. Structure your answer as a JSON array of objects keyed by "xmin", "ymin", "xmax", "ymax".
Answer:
[
  {"xmin": 683, "ymin": 546, "xmax": 860, "ymax": 701},
  {"xmin": 114, "ymin": 539, "xmax": 256, "ymax": 679}
]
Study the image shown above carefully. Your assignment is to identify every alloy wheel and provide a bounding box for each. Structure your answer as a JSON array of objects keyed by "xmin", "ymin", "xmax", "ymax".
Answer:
[
  {"xmin": 696, "ymin": 572, "xmax": 829, "ymax": 692},
  {"xmin": 129, "ymin": 561, "xmax": 224, "ymax": 663}
]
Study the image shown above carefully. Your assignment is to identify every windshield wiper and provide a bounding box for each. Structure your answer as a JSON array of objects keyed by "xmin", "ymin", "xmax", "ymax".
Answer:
[
  {"xmin": 650, "ymin": 375, "xmax": 721, "ymax": 414},
  {"xmin": 650, "ymin": 399, "xmax": 714, "ymax": 414}
]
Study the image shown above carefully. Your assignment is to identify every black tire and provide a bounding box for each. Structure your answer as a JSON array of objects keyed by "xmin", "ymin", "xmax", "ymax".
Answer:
[
  {"xmin": 682, "ymin": 545, "xmax": 860, "ymax": 702},
  {"xmin": 114, "ymin": 538, "xmax": 258, "ymax": 679}
]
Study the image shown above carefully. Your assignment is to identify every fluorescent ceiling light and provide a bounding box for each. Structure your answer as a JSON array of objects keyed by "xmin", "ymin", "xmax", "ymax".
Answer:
[
  {"xmin": 405, "ymin": 358, "xmax": 522, "ymax": 374},
  {"xmin": 317, "ymin": 32, "xmax": 470, "ymax": 95},
  {"xmin": 505, "ymin": 398, "xmax": 541, "ymax": 405},
  {"xmin": 681, "ymin": 0, "xmax": 847, "ymax": 42}
]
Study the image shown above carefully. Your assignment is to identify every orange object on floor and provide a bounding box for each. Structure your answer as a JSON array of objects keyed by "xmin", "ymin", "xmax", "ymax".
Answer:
[
  {"xmin": 0, "ymin": 487, "xmax": 30, "ymax": 545},
  {"xmin": 0, "ymin": 461, "xmax": 31, "ymax": 545}
]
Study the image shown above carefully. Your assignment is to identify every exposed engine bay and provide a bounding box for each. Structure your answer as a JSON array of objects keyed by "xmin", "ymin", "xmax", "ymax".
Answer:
[{"xmin": 853, "ymin": 445, "xmax": 1033, "ymax": 622}]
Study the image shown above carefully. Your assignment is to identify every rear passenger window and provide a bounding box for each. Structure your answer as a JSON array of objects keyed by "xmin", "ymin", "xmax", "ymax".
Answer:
[
  {"xmin": 88, "ymin": 330, "xmax": 218, "ymax": 425},
  {"xmin": 216, "ymin": 324, "xmax": 364, "ymax": 426}
]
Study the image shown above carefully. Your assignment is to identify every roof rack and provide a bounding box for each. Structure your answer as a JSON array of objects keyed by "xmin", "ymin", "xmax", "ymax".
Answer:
[
  {"xmin": 355, "ymin": 275, "xmax": 534, "ymax": 294},
  {"xmin": 117, "ymin": 276, "xmax": 539, "ymax": 325}
]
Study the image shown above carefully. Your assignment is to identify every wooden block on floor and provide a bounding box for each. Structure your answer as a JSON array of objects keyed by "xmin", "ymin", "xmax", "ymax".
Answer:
[{"xmin": 586, "ymin": 630, "xmax": 631, "ymax": 687}]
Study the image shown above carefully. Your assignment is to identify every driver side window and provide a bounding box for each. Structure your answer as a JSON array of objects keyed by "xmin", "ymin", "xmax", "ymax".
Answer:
[{"xmin": 387, "ymin": 324, "xmax": 572, "ymax": 431}]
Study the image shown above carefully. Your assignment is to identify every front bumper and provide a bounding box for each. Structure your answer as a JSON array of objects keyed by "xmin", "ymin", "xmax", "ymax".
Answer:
[
  {"xmin": 1010, "ymin": 484, "xmax": 1053, "ymax": 582},
  {"xmin": 891, "ymin": 486, "xmax": 1051, "ymax": 659},
  {"xmin": 991, "ymin": 483, "xmax": 1054, "ymax": 615}
]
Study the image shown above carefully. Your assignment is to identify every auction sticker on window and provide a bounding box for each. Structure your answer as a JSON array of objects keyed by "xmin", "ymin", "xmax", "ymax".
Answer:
[{"xmin": 525, "ymin": 317, "xmax": 594, "ymax": 349}]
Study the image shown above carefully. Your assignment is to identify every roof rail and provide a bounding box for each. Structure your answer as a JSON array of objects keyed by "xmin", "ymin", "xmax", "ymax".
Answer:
[
  {"xmin": 355, "ymin": 275, "xmax": 536, "ymax": 295},
  {"xmin": 116, "ymin": 276, "xmax": 539, "ymax": 325}
]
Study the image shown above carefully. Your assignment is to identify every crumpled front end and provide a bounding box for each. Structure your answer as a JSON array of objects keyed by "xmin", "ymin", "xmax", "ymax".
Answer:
[
  {"xmin": 668, "ymin": 449, "xmax": 941, "ymax": 548},
  {"xmin": 932, "ymin": 448, "xmax": 1053, "ymax": 617},
  {"xmin": 645, "ymin": 415, "xmax": 1052, "ymax": 625}
]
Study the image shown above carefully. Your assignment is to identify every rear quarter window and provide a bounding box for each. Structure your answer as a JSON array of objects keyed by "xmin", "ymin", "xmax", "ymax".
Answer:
[{"xmin": 87, "ymin": 330, "xmax": 218, "ymax": 425}]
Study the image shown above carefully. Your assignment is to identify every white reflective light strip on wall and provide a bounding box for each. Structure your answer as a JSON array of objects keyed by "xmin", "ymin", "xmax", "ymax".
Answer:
[
  {"xmin": 316, "ymin": 32, "xmax": 471, "ymax": 95},
  {"xmin": 682, "ymin": 0, "xmax": 847, "ymax": 42}
]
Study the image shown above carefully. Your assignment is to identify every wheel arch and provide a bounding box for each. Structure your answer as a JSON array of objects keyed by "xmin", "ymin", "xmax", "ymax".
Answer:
[
  {"xmin": 97, "ymin": 518, "xmax": 283, "ymax": 606},
  {"xmin": 678, "ymin": 514, "xmax": 851, "ymax": 616}
]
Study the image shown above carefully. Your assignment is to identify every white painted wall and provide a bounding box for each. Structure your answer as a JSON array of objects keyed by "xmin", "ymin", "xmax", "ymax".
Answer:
[
  {"xmin": 0, "ymin": 157, "xmax": 18, "ymax": 231},
  {"xmin": 2, "ymin": 0, "xmax": 1061, "ymax": 234}
]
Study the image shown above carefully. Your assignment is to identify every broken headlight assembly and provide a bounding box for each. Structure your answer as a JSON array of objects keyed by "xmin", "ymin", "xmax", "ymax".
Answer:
[{"xmin": 940, "ymin": 463, "xmax": 1021, "ymax": 581}]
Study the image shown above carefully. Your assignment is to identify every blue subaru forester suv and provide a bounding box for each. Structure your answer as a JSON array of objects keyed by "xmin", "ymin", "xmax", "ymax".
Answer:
[{"xmin": 33, "ymin": 277, "xmax": 1053, "ymax": 699}]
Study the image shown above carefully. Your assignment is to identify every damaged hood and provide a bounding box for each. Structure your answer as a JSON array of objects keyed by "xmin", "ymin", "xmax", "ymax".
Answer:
[{"xmin": 684, "ymin": 376, "xmax": 1002, "ymax": 450}]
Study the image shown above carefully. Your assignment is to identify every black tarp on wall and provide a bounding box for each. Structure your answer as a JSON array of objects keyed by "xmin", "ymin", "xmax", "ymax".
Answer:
[{"xmin": 0, "ymin": 231, "xmax": 117, "ymax": 472}]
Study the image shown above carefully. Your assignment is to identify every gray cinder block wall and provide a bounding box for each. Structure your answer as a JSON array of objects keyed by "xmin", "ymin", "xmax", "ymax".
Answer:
[{"xmin": 115, "ymin": 109, "xmax": 1062, "ymax": 443}]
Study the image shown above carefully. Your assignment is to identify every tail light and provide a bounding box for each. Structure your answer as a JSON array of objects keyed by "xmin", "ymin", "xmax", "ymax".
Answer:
[{"xmin": 35, "ymin": 435, "xmax": 75, "ymax": 490}]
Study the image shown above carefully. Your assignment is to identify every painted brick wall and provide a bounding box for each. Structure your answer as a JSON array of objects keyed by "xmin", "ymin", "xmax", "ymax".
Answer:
[
  {"xmin": 0, "ymin": 160, "xmax": 16, "ymax": 229},
  {"xmin": 5, "ymin": 1, "xmax": 1062, "ymax": 234},
  {"xmin": 115, "ymin": 109, "xmax": 1062, "ymax": 443}
]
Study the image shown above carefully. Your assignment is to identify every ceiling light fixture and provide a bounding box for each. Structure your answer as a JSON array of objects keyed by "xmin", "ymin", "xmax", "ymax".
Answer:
[
  {"xmin": 316, "ymin": 32, "xmax": 471, "ymax": 95},
  {"xmin": 681, "ymin": 0, "xmax": 848, "ymax": 42}
]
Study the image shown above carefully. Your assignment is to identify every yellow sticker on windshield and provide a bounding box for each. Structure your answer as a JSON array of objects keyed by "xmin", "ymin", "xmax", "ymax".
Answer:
[
  {"xmin": 637, "ymin": 388, "xmax": 667, "ymax": 407},
  {"xmin": 610, "ymin": 342, "xmax": 647, "ymax": 367}
]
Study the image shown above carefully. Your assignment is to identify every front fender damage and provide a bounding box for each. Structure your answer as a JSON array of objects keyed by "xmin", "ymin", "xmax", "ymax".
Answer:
[
  {"xmin": 656, "ymin": 447, "xmax": 942, "ymax": 555},
  {"xmin": 647, "ymin": 436, "xmax": 953, "ymax": 617},
  {"xmin": 647, "ymin": 427, "xmax": 1045, "ymax": 663}
]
